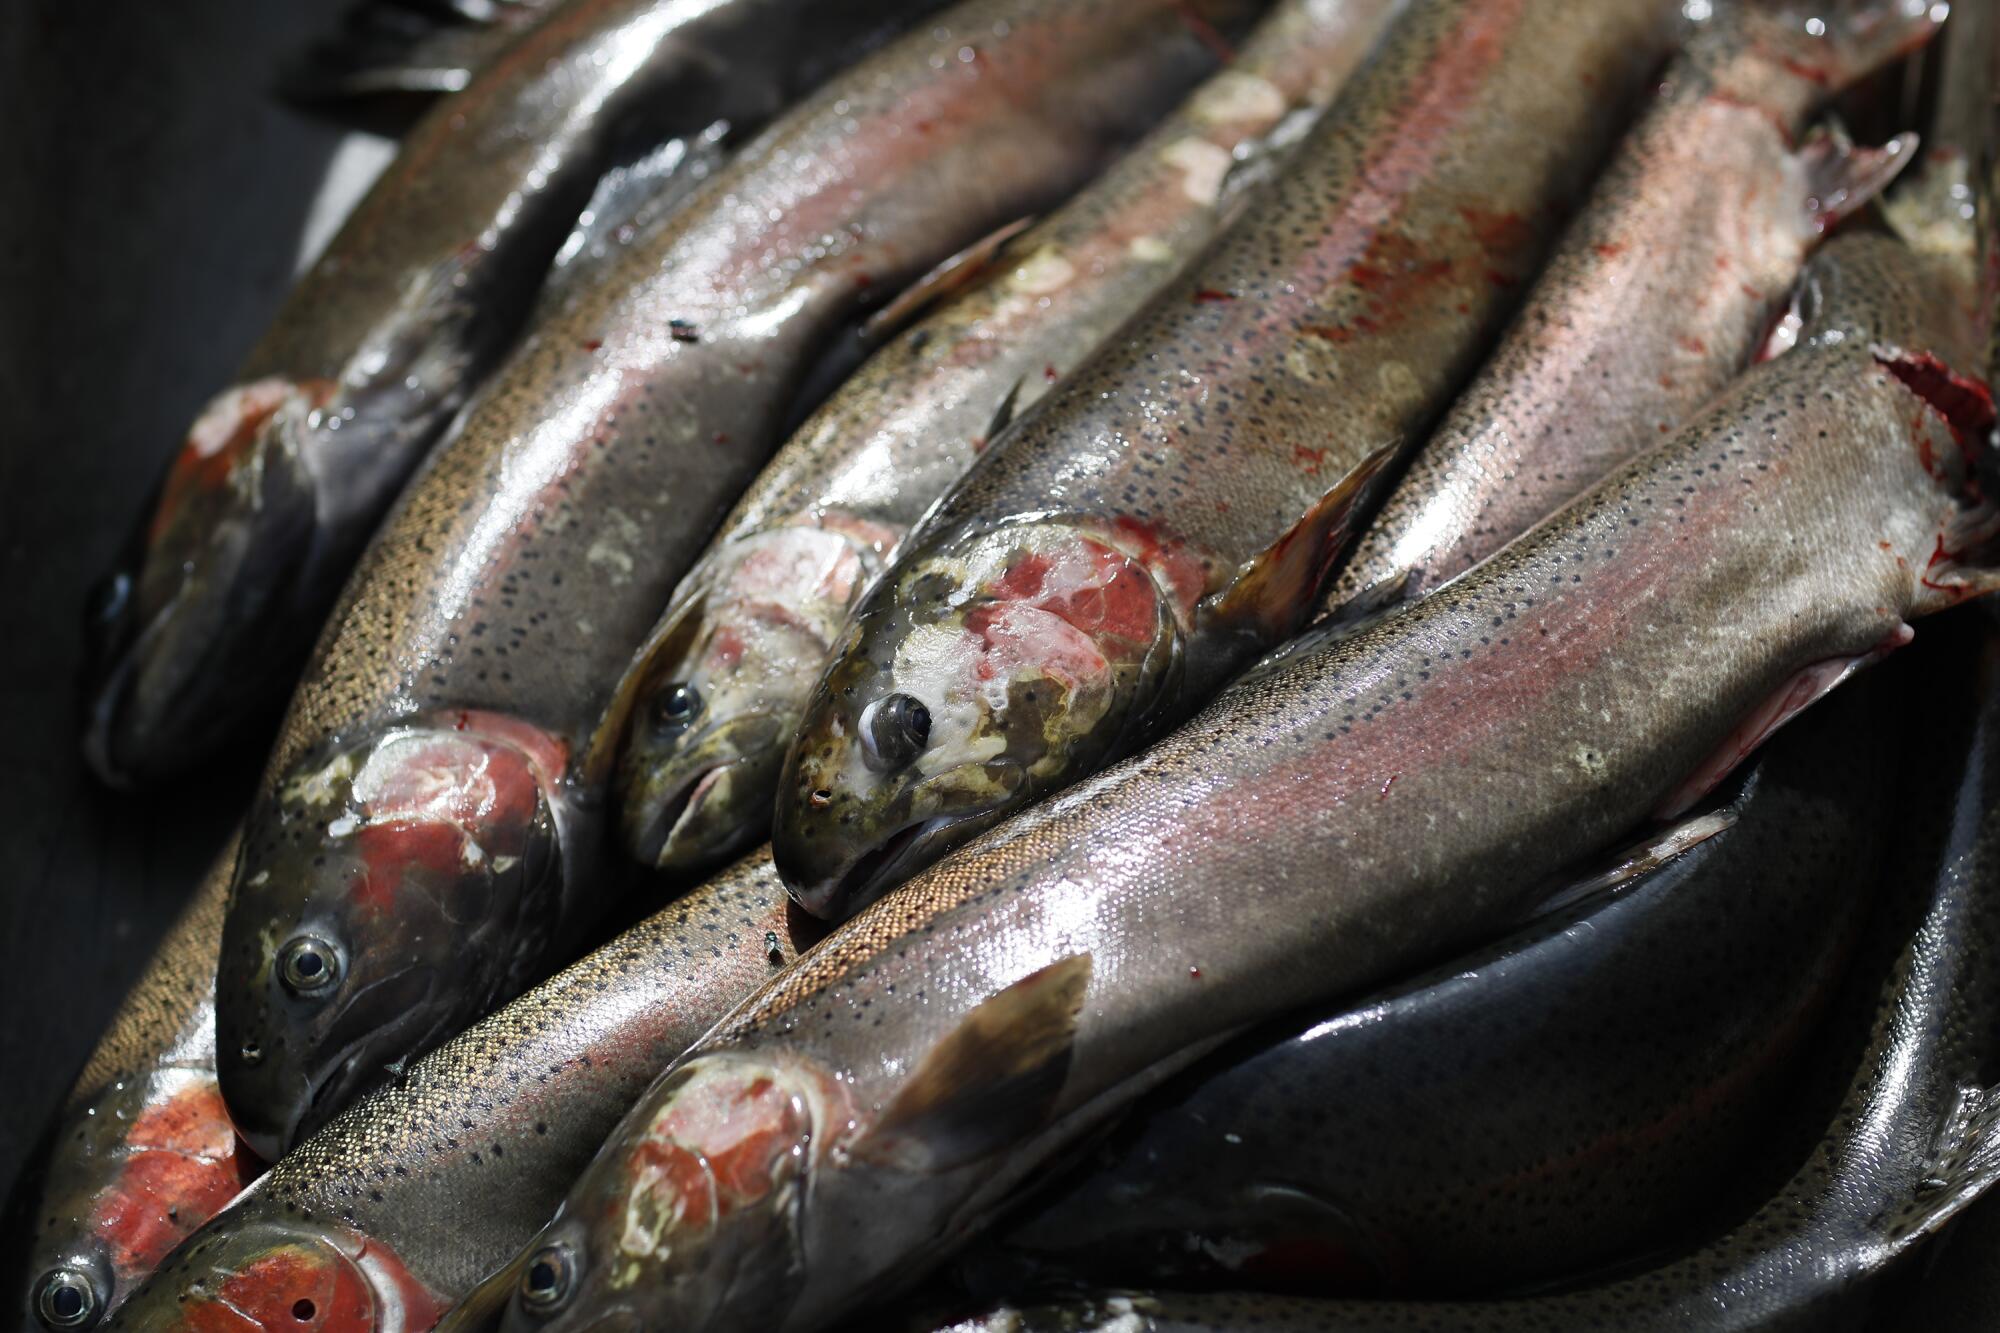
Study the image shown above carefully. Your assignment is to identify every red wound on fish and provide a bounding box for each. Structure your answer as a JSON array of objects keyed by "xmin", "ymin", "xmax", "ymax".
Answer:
[
  {"xmin": 91, "ymin": 1080, "xmax": 258, "ymax": 1283},
  {"xmin": 148, "ymin": 378, "xmax": 337, "ymax": 544}
]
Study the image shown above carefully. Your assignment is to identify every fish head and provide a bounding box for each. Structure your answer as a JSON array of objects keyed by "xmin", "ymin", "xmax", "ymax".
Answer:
[
  {"xmin": 476, "ymin": 1054, "xmax": 837, "ymax": 1333},
  {"xmin": 100, "ymin": 1217, "xmax": 445, "ymax": 1333},
  {"xmin": 21, "ymin": 1067, "xmax": 258, "ymax": 1330},
  {"xmin": 216, "ymin": 712, "xmax": 569, "ymax": 1160},
  {"xmin": 774, "ymin": 520, "xmax": 1182, "ymax": 918},
  {"xmin": 83, "ymin": 378, "xmax": 334, "ymax": 788},
  {"xmin": 613, "ymin": 522, "xmax": 885, "ymax": 875}
]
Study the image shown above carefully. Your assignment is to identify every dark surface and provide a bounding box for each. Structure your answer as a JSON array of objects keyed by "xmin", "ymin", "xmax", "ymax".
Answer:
[{"xmin": 0, "ymin": 0, "xmax": 351, "ymax": 1199}]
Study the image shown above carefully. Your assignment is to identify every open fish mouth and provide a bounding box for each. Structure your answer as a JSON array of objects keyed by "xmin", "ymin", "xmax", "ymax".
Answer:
[{"xmin": 632, "ymin": 760, "xmax": 742, "ymax": 867}]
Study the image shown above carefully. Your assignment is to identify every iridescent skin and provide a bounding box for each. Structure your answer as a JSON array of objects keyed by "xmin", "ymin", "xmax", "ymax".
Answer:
[
  {"xmin": 14, "ymin": 838, "xmax": 259, "ymax": 1332},
  {"xmin": 470, "ymin": 176, "xmax": 1996, "ymax": 1333},
  {"xmin": 81, "ymin": 0, "xmax": 948, "ymax": 788},
  {"xmin": 611, "ymin": 0, "xmax": 1403, "ymax": 876},
  {"xmin": 105, "ymin": 851, "xmax": 801, "ymax": 1333},
  {"xmin": 216, "ymin": 0, "xmax": 1261, "ymax": 1164},
  {"xmin": 938, "ymin": 617, "xmax": 2000, "ymax": 1331},
  {"xmin": 992, "ymin": 680, "xmax": 1893, "ymax": 1298},
  {"xmin": 1326, "ymin": 0, "xmax": 1937, "ymax": 614},
  {"xmin": 775, "ymin": 0, "xmax": 1684, "ymax": 918}
]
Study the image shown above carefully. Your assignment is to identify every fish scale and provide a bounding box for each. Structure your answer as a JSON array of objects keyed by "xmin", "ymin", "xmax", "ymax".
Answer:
[
  {"xmin": 773, "ymin": 0, "xmax": 1685, "ymax": 918},
  {"xmin": 464, "ymin": 151, "xmax": 1997, "ymax": 1333},
  {"xmin": 1325, "ymin": 0, "xmax": 1934, "ymax": 614},
  {"xmin": 218, "ymin": 0, "xmax": 1264, "ymax": 1169}
]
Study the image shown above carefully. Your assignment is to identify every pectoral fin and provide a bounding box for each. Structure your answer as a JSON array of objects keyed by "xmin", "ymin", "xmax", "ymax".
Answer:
[
  {"xmin": 1198, "ymin": 445, "xmax": 1395, "ymax": 645},
  {"xmin": 861, "ymin": 215, "xmax": 1039, "ymax": 343},
  {"xmin": 1524, "ymin": 807, "xmax": 1738, "ymax": 922},
  {"xmin": 1798, "ymin": 126, "xmax": 1916, "ymax": 236},
  {"xmin": 855, "ymin": 953, "xmax": 1092, "ymax": 1173}
]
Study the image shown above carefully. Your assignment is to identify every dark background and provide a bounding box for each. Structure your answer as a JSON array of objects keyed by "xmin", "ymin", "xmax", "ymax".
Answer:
[
  {"xmin": 0, "ymin": 0, "xmax": 354, "ymax": 1194},
  {"xmin": 1, "ymin": 1, "xmax": 1996, "ymax": 1323}
]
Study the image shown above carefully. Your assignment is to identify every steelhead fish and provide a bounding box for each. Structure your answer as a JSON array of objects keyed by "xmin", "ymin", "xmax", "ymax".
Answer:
[
  {"xmin": 81, "ymin": 0, "xmax": 947, "ymax": 788},
  {"xmin": 932, "ymin": 614, "xmax": 2000, "ymax": 1332},
  {"xmin": 215, "ymin": 0, "xmax": 1262, "ymax": 1162},
  {"xmin": 100, "ymin": 850, "xmax": 801, "ymax": 1333},
  {"xmin": 774, "ymin": 0, "xmax": 1685, "ymax": 917},
  {"xmin": 608, "ymin": 0, "xmax": 1403, "ymax": 877},
  {"xmin": 1325, "ymin": 0, "xmax": 1932, "ymax": 616},
  {"xmin": 452, "ymin": 154, "xmax": 1998, "ymax": 1333},
  {"xmin": 11, "ymin": 839, "xmax": 258, "ymax": 1333},
  {"xmin": 986, "ymin": 677, "xmax": 1896, "ymax": 1298}
]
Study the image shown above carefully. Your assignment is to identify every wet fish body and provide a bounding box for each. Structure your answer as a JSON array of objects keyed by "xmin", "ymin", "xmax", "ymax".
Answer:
[
  {"xmin": 1327, "ymin": 0, "xmax": 1932, "ymax": 612},
  {"xmin": 992, "ymin": 679, "xmax": 1895, "ymax": 1297},
  {"xmin": 775, "ymin": 0, "xmax": 1685, "ymax": 917},
  {"xmin": 100, "ymin": 852, "xmax": 799, "ymax": 1332},
  {"xmin": 15, "ymin": 838, "xmax": 256, "ymax": 1332},
  {"xmin": 611, "ymin": 0, "xmax": 1404, "ymax": 875},
  {"xmin": 83, "ymin": 0, "xmax": 952, "ymax": 786},
  {"xmin": 470, "ymin": 154, "xmax": 1998, "ymax": 1332},
  {"xmin": 215, "ymin": 0, "xmax": 1262, "ymax": 1161},
  {"xmin": 939, "ymin": 617, "xmax": 2000, "ymax": 1331}
]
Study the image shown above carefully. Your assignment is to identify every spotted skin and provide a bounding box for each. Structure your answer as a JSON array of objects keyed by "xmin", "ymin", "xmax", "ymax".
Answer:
[
  {"xmin": 932, "ymin": 616, "xmax": 2000, "ymax": 1330},
  {"xmin": 15, "ymin": 837, "xmax": 260, "ymax": 1332},
  {"xmin": 215, "ymin": 0, "xmax": 1259, "ymax": 1162},
  {"xmin": 775, "ymin": 0, "xmax": 1686, "ymax": 918},
  {"xmin": 105, "ymin": 850, "xmax": 802, "ymax": 1332},
  {"xmin": 484, "ymin": 178, "xmax": 1998, "ymax": 1333},
  {"xmin": 611, "ymin": 0, "xmax": 1404, "ymax": 877},
  {"xmin": 81, "ymin": 0, "xmax": 953, "ymax": 788},
  {"xmin": 992, "ymin": 679, "xmax": 1895, "ymax": 1297},
  {"xmin": 1327, "ymin": 0, "xmax": 1937, "ymax": 614}
]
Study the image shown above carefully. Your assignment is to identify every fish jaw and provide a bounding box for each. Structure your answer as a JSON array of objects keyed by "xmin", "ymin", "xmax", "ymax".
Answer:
[
  {"xmin": 216, "ymin": 712, "xmax": 569, "ymax": 1160},
  {"xmin": 82, "ymin": 379, "xmax": 335, "ymax": 787},
  {"xmin": 614, "ymin": 523, "xmax": 884, "ymax": 874},
  {"xmin": 488, "ymin": 1053, "xmax": 847, "ymax": 1333},
  {"xmin": 99, "ymin": 1218, "xmax": 445, "ymax": 1333},
  {"xmin": 774, "ymin": 521, "xmax": 1180, "ymax": 919}
]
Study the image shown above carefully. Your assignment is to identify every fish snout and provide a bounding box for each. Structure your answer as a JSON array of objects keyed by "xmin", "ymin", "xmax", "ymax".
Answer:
[{"xmin": 618, "ymin": 710, "xmax": 789, "ymax": 874}]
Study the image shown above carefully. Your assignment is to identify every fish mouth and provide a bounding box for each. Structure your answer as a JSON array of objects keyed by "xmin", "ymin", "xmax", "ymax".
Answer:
[
  {"xmin": 805, "ymin": 815, "xmax": 955, "ymax": 920},
  {"xmin": 253, "ymin": 965, "xmax": 440, "ymax": 1157},
  {"xmin": 630, "ymin": 760, "xmax": 741, "ymax": 868}
]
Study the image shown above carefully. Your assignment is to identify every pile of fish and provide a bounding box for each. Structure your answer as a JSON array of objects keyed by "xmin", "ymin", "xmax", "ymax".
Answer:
[{"xmin": 15, "ymin": 0, "xmax": 2000, "ymax": 1327}]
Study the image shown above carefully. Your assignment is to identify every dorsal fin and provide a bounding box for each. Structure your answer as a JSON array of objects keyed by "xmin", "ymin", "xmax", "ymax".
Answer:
[
  {"xmin": 856, "ymin": 953, "xmax": 1092, "ymax": 1173},
  {"xmin": 860, "ymin": 215, "xmax": 1039, "ymax": 343}
]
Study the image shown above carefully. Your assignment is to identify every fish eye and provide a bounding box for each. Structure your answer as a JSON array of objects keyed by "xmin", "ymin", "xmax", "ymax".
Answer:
[
  {"xmin": 518, "ymin": 1243, "xmax": 574, "ymax": 1313},
  {"xmin": 652, "ymin": 683, "xmax": 702, "ymax": 731},
  {"xmin": 278, "ymin": 935, "xmax": 341, "ymax": 996},
  {"xmin": 35, "ymin": 1268, "xmax": 100, "ymax": 1330},
  {"xmin": 862, "ymin": 693, "xmax": 932, "ymax": 770}
]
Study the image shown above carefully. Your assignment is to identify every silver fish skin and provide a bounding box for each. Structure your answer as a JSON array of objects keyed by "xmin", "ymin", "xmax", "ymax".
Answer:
[
  {"xmin": 463, "ymin": 177, "xmax": 1997, "ymax": 1333},
  {"xmin": 215, "ymin": 0, "xmax": 1261, "ymax": 1166},
  {"xmin": 81, "ymin": 0, "xmax": 949, "ymax": 788},
  {"xmin": 100, "ymin": 851, "xmax": 800, "ymax": 1333},
  {"xmin": 1326, "ymin": 0, "xmax": 1934, "ymax": 615},
  {"xmin": 989, "ymin": 677, "xmax": 1896, "ymax": 1298},
  {"xmin": 773, "ymin": 0, "xmax": 1685, "ymax": 919},
  {"xmin": 608, "ymin": 0, "xmax": 1403, "ymax": 876},
  {"xmin": 12, "ymin": 838, "xmax": 257, "ymax": 1333},
  {"xmin": 933, "ymin": 614, "xmax": 2000, "ymax": 1332}
]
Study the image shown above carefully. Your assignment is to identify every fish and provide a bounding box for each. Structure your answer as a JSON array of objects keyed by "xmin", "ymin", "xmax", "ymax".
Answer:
[
  {"xmin": 80, "ymin": 0, "xmax": 953, "ymax": 788},
  {"xmin": 12, "ymin": 836, "xmax": 259, "ymax": 1332},
  {"xmin": 451, "ymin": 136, "xmax": 1999, "ymax": 1333},
  {"xmin": 984, "ymin": 675, "xmax": 1897, "ymax": 1298},
  {"xmin": 1325, "ymin": 0, "xmax": 1933, "ymax": 617},
  {"xmin": 214, "ymin": 0, "xmax": 1265, "ymax": 1163},
  {"xmin": 280, "ymin": 0, "xmax": 569, "ymax": 103},
  {"xmin": 98, "ymin": 850, "xmax": 802, "ymax": 1333},
  {"xmin": 773, "ymin": 0, "xmax": 1687, "ymax": 918},
  {"xmin": 608, "ymin": 0, "xmax": 1404, "ymax": 877},
  {"xmin": 925, "ymin": 612, "xmax": 2000, "ymax": 1331}
]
